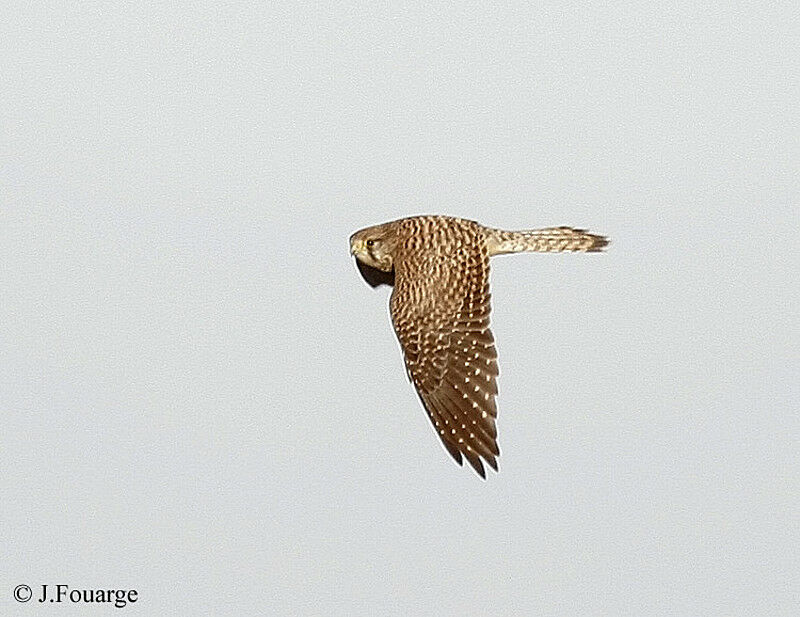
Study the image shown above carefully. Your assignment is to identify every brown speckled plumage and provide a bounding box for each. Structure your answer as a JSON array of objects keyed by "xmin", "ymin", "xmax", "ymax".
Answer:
[{"xmin": 350, "ymin": 215, "xmax": 607, "ymax": 478}]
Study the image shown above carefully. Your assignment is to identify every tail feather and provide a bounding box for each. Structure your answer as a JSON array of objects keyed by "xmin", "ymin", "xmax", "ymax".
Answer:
[{"xmin": 486, "ymin": 226, "xmax": 609, "ymax": 256}]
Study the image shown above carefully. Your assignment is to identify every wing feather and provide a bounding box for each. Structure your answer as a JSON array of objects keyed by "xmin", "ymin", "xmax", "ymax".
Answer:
[{"xmin": 390, "ymin": 222, "xmax": 501, "ymax": 477}]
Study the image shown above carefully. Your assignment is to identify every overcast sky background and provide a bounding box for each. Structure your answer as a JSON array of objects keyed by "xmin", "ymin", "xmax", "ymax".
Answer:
[{"xmin": 2, "ymin": 2, "xmax": 798, "ymax": 615}]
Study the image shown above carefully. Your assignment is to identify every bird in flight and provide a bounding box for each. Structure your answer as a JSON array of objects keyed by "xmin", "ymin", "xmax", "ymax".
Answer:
[{"xmin": 350, "ymin": 215, "xmax": 608, "ymax": 478}]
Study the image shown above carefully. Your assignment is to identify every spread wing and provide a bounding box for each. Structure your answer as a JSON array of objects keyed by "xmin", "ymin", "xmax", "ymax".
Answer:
[{"xmin": 390, "ymin": 243, "xmax": 500, "ymax": 478}]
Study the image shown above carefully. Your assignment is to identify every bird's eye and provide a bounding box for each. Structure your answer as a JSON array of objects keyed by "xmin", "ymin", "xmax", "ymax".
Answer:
[{"xmin": 366, "ymin": 239, "xmax": 375, "ymax": 247}]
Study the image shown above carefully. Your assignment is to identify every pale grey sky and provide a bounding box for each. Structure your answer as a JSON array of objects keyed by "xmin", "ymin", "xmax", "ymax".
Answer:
[{"xmin": 2, "ymin": 2, "xmax": 798, "ymax": 616}]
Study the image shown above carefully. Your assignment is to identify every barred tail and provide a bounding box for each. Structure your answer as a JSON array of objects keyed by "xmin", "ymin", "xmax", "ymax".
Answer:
[{"xmin": 485, "ymin": 226, "xmax": 609, "ymax": 256}]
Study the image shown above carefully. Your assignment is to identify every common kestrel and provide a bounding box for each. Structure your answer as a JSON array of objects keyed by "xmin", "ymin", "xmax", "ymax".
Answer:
[{"xmin": 350, "ymin": 215, "xmax": 608, "ymax": 477}]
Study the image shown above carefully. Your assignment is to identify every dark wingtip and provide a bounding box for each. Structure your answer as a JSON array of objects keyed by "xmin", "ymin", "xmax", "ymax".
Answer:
[
  {"xmin": 464, "ymin": 451, "xmax": 486, "ymax": 479},
  {"xmin": 442, "ymin": 440, "xmax": 464, "ymax": 466},
  {"xmin": 355, "ymin": 259, "xmax": 395, "ymax": 287}
]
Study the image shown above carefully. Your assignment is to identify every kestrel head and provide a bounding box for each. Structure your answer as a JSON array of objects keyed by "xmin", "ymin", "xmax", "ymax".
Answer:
[{"xmin": 350, "ymin": 224, "xmax": 397, "ymax": 272}]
